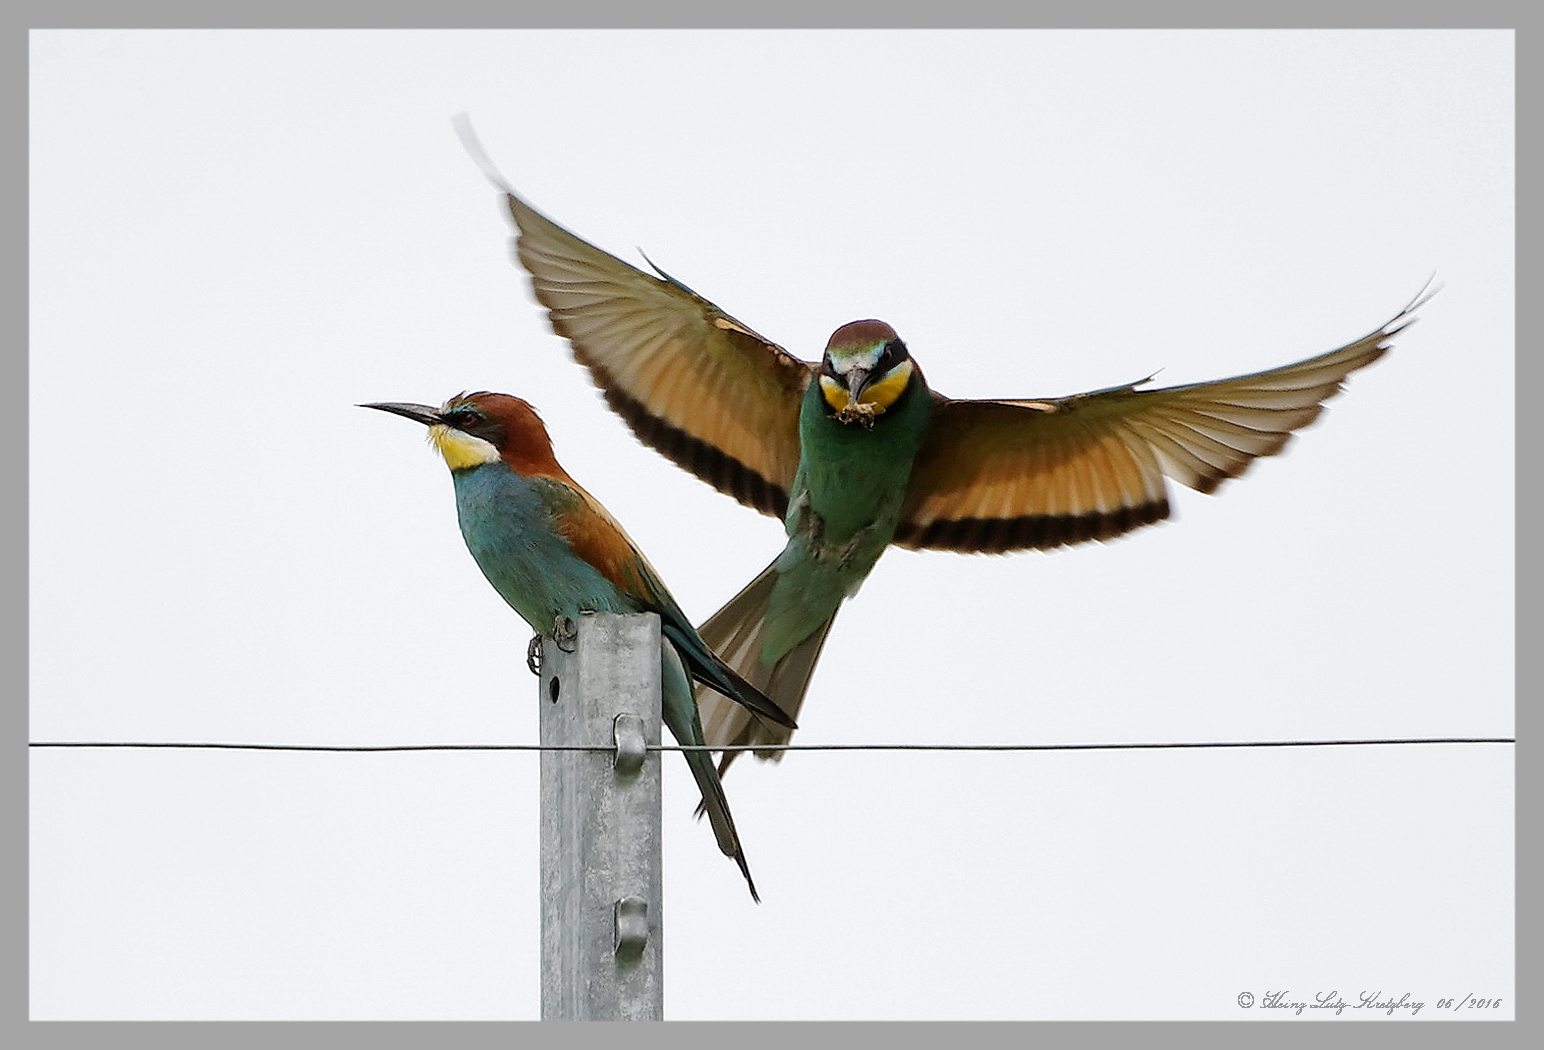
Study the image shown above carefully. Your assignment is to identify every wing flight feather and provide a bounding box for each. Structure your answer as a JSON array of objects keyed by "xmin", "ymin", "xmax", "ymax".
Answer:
[
  {"xmin": 896, "ymin": 284, "xmax": 1434, "ymax": 552},
  {"xmin": 509, "ymin": 194, "xmax": 811, "ymax": 519}
]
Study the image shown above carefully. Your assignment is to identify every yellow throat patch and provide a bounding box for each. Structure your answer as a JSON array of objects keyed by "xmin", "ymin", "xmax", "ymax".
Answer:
[
  {"xmin": 821, "ymin": 359, "xmax": 914, "ymax": 425},
  {"xmin": 429, "ymin": 424, "xmax": 500, "ymax": 471}
]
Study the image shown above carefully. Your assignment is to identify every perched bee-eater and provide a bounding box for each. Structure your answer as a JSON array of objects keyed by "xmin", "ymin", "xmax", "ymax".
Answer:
[
  {"xmin": 479, "ymin": 171, "xmax": 1432, "ymax": 776},
  {"xmin": 362, "ymin": 391, "xmax": 795, "ymax": 900}
]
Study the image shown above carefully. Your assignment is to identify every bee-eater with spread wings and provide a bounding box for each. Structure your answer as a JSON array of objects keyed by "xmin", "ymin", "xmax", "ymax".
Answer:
[
  {"xmin": 362, "ymin": 392, "xmax": 795, "ymax": 899},
  {"xmin": 474, "ymin": 159, "xmax": 1432, "ymax": 777}
]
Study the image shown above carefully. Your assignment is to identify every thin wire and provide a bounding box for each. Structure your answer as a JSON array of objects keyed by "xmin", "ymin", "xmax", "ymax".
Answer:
[{"xmin": 27, "ymin": 737, "xmax": 1515, "ymax": 754}]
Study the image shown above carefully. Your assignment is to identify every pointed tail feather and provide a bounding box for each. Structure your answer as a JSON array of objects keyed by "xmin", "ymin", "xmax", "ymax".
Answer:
[
  {"xmin": 661, "ymin": 636, "xmax": 760, "ymax": 901},
  {"xmin": 662, "ymin": 621, "xmax": 797, "ymax": 730},
  {"xmin": 684, "ymin": 747, "xmax": 759, "ymax": 902},
  {"xmin": 696, "ymin": 562, "xmax": 840, "ymax": 777}
]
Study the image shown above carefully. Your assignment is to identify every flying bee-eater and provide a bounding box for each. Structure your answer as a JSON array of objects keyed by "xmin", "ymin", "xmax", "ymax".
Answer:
[
  {"xmin": 459, "ymin": 143, "xmax": 1433, "ymax": 774},
  {"xmin": 361, "ymin": 391, "xmax": 795, "ymax": 900}
]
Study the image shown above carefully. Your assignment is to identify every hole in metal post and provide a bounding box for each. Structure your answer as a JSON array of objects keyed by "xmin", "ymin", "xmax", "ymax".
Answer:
[{"xmin": 548, "ymin": 677, "xmax": 560, "ymax": 703}]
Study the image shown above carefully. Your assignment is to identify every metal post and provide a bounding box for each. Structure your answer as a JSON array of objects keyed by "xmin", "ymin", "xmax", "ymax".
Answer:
[{"xmin": 538, "ymin": 612, "xmax": 664, "ymax": 1021}]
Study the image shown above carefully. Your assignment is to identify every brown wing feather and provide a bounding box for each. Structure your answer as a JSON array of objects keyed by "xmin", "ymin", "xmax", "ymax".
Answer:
[
  {"xmin": 508, "ymin": 193, "xmax": 811, "ymax": 519},
  {"xmin": 541, "ymin": 477, "xmax": 659, "ymax": 603},
  {"xmin": 897, "ymin": 284, "xmax": 1435, "ymax": 553}
]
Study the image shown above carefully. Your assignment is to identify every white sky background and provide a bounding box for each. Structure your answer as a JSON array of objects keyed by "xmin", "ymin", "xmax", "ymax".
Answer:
[{"xmin": 29, "ymin": 30, "xmax": 1513, "ymax": 1021}]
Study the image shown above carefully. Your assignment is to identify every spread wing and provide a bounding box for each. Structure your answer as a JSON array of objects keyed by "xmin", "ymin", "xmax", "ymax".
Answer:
[
  {"xmin": 507, "ymin": 192, "xmax": 811, "ymax": 519},
  {"xmin": 896, "ymin": 284, "xmax": 1435, "ymax": 553}
]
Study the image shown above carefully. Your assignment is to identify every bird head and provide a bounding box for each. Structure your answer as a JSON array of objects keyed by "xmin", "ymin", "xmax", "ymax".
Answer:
[
  {"xmin": 818, "ymin": 320, "xmax": 916, "ymax": 425},
  {"xmin": 360, "ymin": 392, "xmax": 565, "ymax": 477}
]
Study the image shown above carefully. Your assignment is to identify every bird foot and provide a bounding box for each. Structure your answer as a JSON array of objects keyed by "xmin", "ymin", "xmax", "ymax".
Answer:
[
  {"xmin": 783, "ymin": 491, "xmax": 825, "ymax": 556},
  {"xmin": 526, "ymin": 634, "xmax": 543, "ymax": 676},
  {"xmin": 837, "ymin": 535, "xmax": 867, "ymax": 569},
  {"xmin": 552, "ymin": 615, "xmax": 578, "ymax": 653}
]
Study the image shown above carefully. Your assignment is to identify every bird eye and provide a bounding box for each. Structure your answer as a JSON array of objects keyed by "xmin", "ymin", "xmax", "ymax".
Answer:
[
  {"xmin": 878, "ymin": 339, "xmax": 906, "ymax": 370},
  {"xmin": 443, "ymin": 409, "xmax": 479, "ymax": 429}
]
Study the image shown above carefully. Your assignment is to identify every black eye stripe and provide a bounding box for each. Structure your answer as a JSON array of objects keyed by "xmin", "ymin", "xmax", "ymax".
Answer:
[
  {"xmin": 877, "ymin": 339, "xmax": 908, "ymax": 371},
  {"xmin": 441, "ymin": 408, "xmax": 506, "ymax": 448},
  {"xmin": 825, "ymin": 339, "xmax": 908, "ymax": 377}
]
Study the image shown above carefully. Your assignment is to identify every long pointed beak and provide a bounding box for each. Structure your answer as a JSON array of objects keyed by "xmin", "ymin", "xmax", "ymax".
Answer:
[
  {"xmin": 844, "ymin": 366, "xmax": 873, "ymax": 401},
  {"xmin": 359, "ymin": 402, "xmax": 442, "ymax": 427}
]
